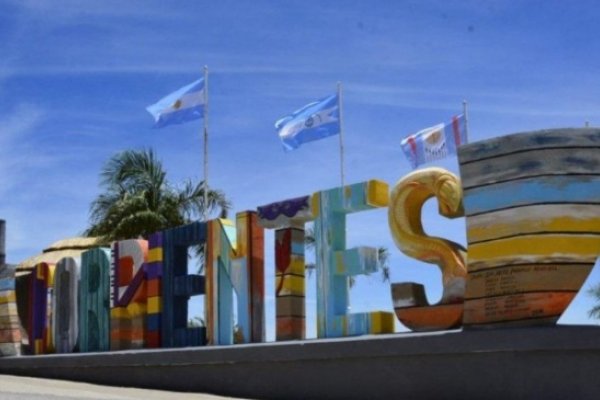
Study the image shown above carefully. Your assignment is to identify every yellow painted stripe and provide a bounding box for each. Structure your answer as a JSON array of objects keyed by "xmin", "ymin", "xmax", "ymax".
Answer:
[
  {"xmin": 36, "ymin": 264, "xmax": 56, "ymax": 286},
  {"xmin": 110, "ymin": 308, "xmax": 128, "ymax": 319},
  {"xmin": 147, "ymin": 248, "xmax": 163, "ymax": 263},
  {"xmin": 276, "ymin": 255, "xmax": 305, "ymax": 276},
  {"xmin": 335, "ymin": 252, "xmax": 344, "ymax": 274},
  {"xmin": 469, "ymin": 216, "xmax": 600, "ymax": 243},
  {"xmin": 111, "ymin": 302, "xmax": 147, "ymax": 318},
  {"xmin": 0, "ymin": 292, "xmax": 16, "ymax": 304},
  {"xmin": 235, "ymin": 213, "xmax": 249, "ymax": 257},
  {"xmin": 367, "ymin": 179, "xmax": 389, "ymax": 208},
  {"xmin": 288, "ymin": 256, "xmax": 305, "ymax": 275},
  {"xmin": 469, "ymin": 235, "xmax": 600, "ymax": 268},
  {"xmin": 369, "ymin": 311, "xmax": 395, "ymax": 334},
  {"xmin": 311, "ymin": 192, "xmax": 321, "ymax": 219},
  {"xmin": 276, "ymin": 275, "xmax": 304, "ymax": 296},
  {"xmin": 127, "ymin": 302, "xmax": 147, "ymax": 317},
  {"xmin": 47, "ymin": 265, "xmax": 55, "ymax": 286},
  {"xmin": 45, "ymin": 330, "xmax": 54, "ymax": 353},
  {"xmin": 147, "ymin": 296, "xmax": 162, "ymax": 314},
  {"xmin": 219, "ymin": 218, "xmax": 234, "ymax": 227},
  {"xmin": 36, "ymin": 265, "xmax": 45, "ymax": 279}
]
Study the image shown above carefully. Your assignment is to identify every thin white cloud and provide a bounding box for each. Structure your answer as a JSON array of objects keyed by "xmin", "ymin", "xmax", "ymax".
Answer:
[
  {"xmin": 0, "ymin": 103, "xmax": 45, "ymax": 195},
  {"xmin": 0, "ymin": 64, "xmax": 313, "ymax": 77},
  {"xmin": 11, "ymin": 0, "xmax": 187, "ymax": 20}
]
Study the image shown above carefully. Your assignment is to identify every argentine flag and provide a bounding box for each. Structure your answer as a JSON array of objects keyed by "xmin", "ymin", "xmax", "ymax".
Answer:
[
  {"xmin": 147, "ymin": 78, "xmax": 205, "ymax": 128},
  {"xmin": 275, "ymin": 94, "xmax": 340, "ymax": 151}
]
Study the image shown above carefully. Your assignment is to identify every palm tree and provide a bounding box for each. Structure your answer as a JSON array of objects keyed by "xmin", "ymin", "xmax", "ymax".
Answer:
[
  {"xmin": 85, "ymin": 149, "xmax": 230, "ymax": 242},
  {"xmin": 588, "ymin": 284, "xmax": 600, "ymax": 319}
]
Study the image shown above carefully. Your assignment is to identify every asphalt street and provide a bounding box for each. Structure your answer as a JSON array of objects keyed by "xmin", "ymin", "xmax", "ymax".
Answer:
[{"xmin": 0, "ymin": 375, "xmax": 249, "ymax": 400}]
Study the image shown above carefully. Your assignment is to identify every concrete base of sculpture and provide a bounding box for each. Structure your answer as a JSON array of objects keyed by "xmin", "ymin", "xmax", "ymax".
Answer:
[{"xmin": 1, "ymin": 326, "xmax": 599, "ymax": 399}]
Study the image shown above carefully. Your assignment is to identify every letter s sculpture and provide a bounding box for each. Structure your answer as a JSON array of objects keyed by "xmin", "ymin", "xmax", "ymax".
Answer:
[{"xmin": 388, "ymin": 167, "xmax": 467, "ymax": 331}]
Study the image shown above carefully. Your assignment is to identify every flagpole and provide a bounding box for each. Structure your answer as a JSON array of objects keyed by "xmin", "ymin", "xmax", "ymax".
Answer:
[
  {"xmin": 337, "ymin": 82, "xmax": 345, "ymax": 188},
  {"xmin": 463, "ymin": 99, "xmax": 470, "ymax": 142},
  {"xmin": 203, "ymin": 65, "xmax": 209, "ymax": 221}
]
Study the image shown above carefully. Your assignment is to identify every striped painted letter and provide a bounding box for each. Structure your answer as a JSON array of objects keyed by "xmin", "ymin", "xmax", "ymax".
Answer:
[
  {"xmin": 110, "ymin": 239, "xmax": 148, "ymax": 350},
  {"xmin": 145, "ymin": 233, "xmax": 163, "ymax": 348},
  {"xmin": 459, "ymin": 128, "xmax": 600, "ymax": 328},
  {"xmin": 0, "ymin": 263, "xmax": 21, "ymax": 356},
  {"xmin": 28, "ymin": 262, "xmax": 55, "ymax": 354},
  {"xmin": 206, "ymin": 212, "xmax": 265, "ymax": 345},
  {"xmin": 257, "ymin": 195, "xmax": 316, "ymax": 341},
  {"xmin": 314, "ymin": 180, "xmax": 395, "ymax": 338}
]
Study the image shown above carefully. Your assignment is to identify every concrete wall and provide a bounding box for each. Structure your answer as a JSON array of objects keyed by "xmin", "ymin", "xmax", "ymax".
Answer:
[{"xmin": 1, "ymin": 326, "xmax": 599, "ymax": 400}]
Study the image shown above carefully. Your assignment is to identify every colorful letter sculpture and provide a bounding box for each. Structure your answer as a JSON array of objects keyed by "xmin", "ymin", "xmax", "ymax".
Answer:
[
  {"xmin": 52, "ymin": 257, "xmax": 79, "ymax": 353},
  {"xmin": 233, "ymin": 212, "xmax": 265, "ymax": 343},
  {"xmin": 258, "ymin": 195, "xmax": 315, "ymax": 341},
  {"xmin": 205, "ymin": 212, "xmax": 265, "ymax": 345},
  {"xmin": 459, "ymin": 128, "xmax": 600, "ymax": 327},
  {"xmin": 0, "ymin": 264, "xmax": 21, "ymax": 356},
  {"xmin": 388, "ymin": 168, "xmax": 467, "ymax": 331},
  {"xmin": 3, "ymin": 127, "xmax": 600, "ymax": 356},
  {"xmin": 161, "ymin": 223, "xmax": 206, "ymax": 347},
  {"xmin": 145, "ymin": 233, "xmax": 163, "ymax": 348},
  {"xmin": 28, "ymin": 262, "xmax": 55, "ymax": 354},
  {"xmin": 313, "ymin": 180, "xmax": 394, "ymax": 338},
  {"xmin": 274, "ymin": 228, "xmax": 305, "ymax": 340},
  {"xmin": 79, "ymin": 248, "xmax": 110, "ymax": 352},
  {"xmin": 110, "ymin": 239, "xmax": 148, "ymax": 350}
]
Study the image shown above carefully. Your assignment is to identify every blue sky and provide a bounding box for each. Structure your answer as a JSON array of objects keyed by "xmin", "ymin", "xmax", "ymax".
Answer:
[{"xmin": 1, "ymin": 0, "xmax": 599, "ymax": 338}]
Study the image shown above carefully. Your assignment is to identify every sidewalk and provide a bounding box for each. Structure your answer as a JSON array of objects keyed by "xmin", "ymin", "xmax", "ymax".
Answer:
[{"xmin": 0, "ymin": 374, "xmax": 250, "ymax": 400}]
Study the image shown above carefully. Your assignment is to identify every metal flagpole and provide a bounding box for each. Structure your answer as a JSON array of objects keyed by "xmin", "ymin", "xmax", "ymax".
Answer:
[
  {"xmin": 337, "ymin": 82, "xmax": 345, "ymax": 188},
  {"xmin": 203, "ymin": 66, "xmax": 209, "ymax": 221},
  {"xmin": 463, "ymin": 99, "xmax": 469, "ymax": 142}
]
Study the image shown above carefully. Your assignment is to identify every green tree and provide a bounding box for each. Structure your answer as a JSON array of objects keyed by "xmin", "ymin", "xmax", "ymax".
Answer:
[
  {"xmin": 588, "ymin": 284, "xmax": 600, "ymax": 319},
  {"xmin": 85, "ymin": 149, "xmax": 230, "ymax": 242}
]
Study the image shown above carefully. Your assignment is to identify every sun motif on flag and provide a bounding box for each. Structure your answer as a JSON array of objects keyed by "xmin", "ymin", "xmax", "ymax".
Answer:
[
  {"xmin": 172, "ymin": 99, "xmax": 182, "ymax": 110},
  {"xmin": 425, "ymin": 129, "xmax": 443, "ymax": 145},
  {"xmin": 304, "ymin": 114, "xmax": 321, "ymax": 128}
]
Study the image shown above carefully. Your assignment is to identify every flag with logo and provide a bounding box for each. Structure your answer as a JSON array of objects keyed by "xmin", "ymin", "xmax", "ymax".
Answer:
[
  {"xmin": 146, "ymin": 78, "xmax": 205, "ymax": 128},
  {"xmin": 275, "ymin": 94, "xmax": 340, "ymax": 151},
  {"xmin": 401, "ymin": 114, "xmax": 467, "ymax": 168}
]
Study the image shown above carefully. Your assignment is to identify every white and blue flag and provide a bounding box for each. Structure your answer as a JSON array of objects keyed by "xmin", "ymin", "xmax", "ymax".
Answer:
[
  {"xmin": 146, "ymin": 78, "xmax": 205, "ymax": 128},
  {"xmin": 275, "ymin": 94, "xmax": 340, "ymax": 151},
  {"xmin": 401, "ymin": 114, "xmax": 467, "ymax": 169}
]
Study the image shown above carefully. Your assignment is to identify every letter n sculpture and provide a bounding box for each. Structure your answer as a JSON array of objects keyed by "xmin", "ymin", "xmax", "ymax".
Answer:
[{"xmin": 206, "ymin": 212, "xmax": 265, "ymax": 345}]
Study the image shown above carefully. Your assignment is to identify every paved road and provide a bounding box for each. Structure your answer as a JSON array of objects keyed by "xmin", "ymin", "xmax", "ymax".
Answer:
[{"xmin": 0, "ymin": 374, "xmax": 248, "ymax": 400}]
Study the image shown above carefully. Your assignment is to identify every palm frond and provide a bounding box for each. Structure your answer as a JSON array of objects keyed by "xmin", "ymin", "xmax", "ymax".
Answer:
[
  {"xmin": 588, "ymin": 284, "xmax": 600, "ymax": 319},
  {"xmin": 86, "ymin": 149, "xmax": 231, "ymax": 243}
]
